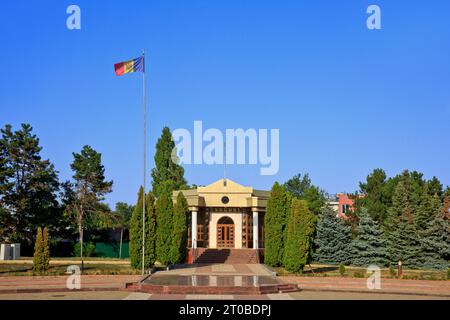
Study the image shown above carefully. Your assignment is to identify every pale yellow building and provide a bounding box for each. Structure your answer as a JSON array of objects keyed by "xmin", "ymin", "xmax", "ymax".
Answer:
[{"xmin": 173, "ymin": 179, "xmax": 269, "ymax": 250}]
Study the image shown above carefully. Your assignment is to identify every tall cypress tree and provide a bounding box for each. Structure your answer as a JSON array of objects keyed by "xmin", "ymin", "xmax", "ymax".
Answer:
[
  {"xmin": 33, "ymin": 227, "xmax": 44, "ymax": 272},
  {"xmin": 264, "ymin": 182, "xmax": 289, "ymax": 267},
  {"xmin": 151, "ymin": 127, "xmax": 188, "ymax": 197},
  {"xmin": 145, "ymin": 192, "xmax": 157, "ymax": 268},
  {"xmin": 129, "ymin": 187, "xmax": 144, "ymax": 269},
  {"xmin": 283, "ymin": 199, "xmax": 316, "ymax": 272},
  {"xmin": 170, "ymin": 192, "xmax": 189, "ymax": 264},
  {"xmin": 156, "ymin": 181, "xmax": 174, "ymax": 266},
  {"xmin": 313, "ymin": 206, "xmax": 353, "ymax": 265},
  {"xmin": 351, "ymin": 210, "xmax": 388, "ymax": 267}
]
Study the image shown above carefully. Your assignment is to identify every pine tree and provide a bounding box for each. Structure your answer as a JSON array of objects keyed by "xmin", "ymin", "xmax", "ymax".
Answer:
[
  {"xmin": 170, "ymin": 192, "xmax": 189, "ymax": 264},
  {"xmin": 351, "ymin": 210, "xmax": 388, "ymax": 267},
  {"xmin": 264, "ymin": 182, "xmax": 289, "ymax": 267},
  {"xmin": 419, "ymin": 212, "xmax": 449, "ymax": 270},
  {"xmin": 283, "ymin": 199, "xmax": 316, "ymax": 272},
  {"xmin": 129, "ymin": 187, "xmax": 144, "ymax": 269},
  {"xmin": 145, "ymin": 192, "xmax": 157, "ymax": 268},
  {"xmin": 313, "ymin": 206, "xmax": 353, "ymax": 265},
  {"xmin": 156, "ymin": 181, "xmax": 174, "ymax": 266},
  {"xmin": 151, "ymin": 127, "xmax": 188, "ymax": 198},
  {"xmin": 0, "ymin": 124, "xmax": 60, "ymax": 244}
]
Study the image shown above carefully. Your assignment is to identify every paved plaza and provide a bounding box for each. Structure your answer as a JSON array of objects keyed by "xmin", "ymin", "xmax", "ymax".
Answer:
[{"xmin": 0, "ymin": 264, "xmax": 449, "ymax": 300}]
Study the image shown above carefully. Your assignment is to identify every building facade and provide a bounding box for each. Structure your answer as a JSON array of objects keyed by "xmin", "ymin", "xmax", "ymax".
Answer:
[{"xmin": 173, "ymin": 179, "xmax": 269, "ymax": 250}]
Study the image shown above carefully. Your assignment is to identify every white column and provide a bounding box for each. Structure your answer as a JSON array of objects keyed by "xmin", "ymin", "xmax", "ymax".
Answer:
[
  {"xmin": 253, "ymin": 210, "xmax": 259, "ymax": 249},
  {"xmin": 191, "ymin": 210, "xmax": 198, "ymax": 249}
]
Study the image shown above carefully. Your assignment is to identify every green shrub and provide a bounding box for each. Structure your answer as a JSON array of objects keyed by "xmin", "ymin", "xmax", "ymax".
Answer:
[
  {"xmin": 339, "ymin": 263, "xmax": 346, "ymax": 276},
  {"xmin": 447, "ymin": 268, "xmax": 450, "ymax": 280},
  {"xmin": 33, "ymin": 227, "xmax": 50, "ymax": 273},
  {"xmin": 353, "ymin": 271, "xmax": 365, "ymax": 278},
  {"xmin": 389, "ymin": 266, "xmax": 396, "ymax": 277},
  {"xmin": 74, "ymin": 242, "xmax": 96, "ymax": 257}
]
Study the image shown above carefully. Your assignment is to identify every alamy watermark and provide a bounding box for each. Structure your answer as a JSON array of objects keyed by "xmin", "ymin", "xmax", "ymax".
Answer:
[
  {"xmin": 66, "ymin": 265, "xmax": 81, "ymax": 290},
  {"xmin": 172, "ymin": 121, "xmax": 280, "ymax": 176},
  {"xmin": 366, "ymin": 265, "xmax": 381, "ymax": 290}
]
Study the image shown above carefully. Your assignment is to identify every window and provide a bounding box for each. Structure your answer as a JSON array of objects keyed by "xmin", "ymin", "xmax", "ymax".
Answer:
[{"xmin": 342, "ymin": 204, "xmax": 350, "ymax": 214}]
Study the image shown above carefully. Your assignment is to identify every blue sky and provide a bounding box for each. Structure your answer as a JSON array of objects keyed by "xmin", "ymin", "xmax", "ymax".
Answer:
[{"xmin": 1, "ymin": 1, "xmax": 449, "ymax": 206}]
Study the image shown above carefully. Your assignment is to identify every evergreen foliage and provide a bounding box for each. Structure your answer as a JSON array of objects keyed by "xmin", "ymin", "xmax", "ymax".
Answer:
[
  {"xmin": 33, "ymin": 227, "xmax": 50, "ymax": 273},
  {"xmin": 264, "ymin": 182, "xmax": 290, "ymax": 267},
  {"xmin": 419, "ymin": 213, "xmax": 449, "ymax": 270},
  {"xmin": 283, "ymin": 199, "xmax": 316, "ymax": 272},
  {"xmin": 170, "ymin": 192, "xmax": 189, "ymax": 264},
  {"xmin": 156, "ymin": 181, "xmax": 174, "ymax": 266},
  {"xmin": 151, "ymin": 127, "xmax": 188, "ymax": 198},
  {"xmin": 351, "ymin": 210, "xmax": 388, "ymax": 267},
  {"xmin": 145, "ymin": 192, "xmax": 157, "ymax": 268},
  {"xmin": 283, "ymin": 173, "xmax": 326, "ymax": 215},
  {"xmin": 129, "ymin": 187, "xmax": 144, "ymax": 269},
  {"xmin": 313, "ymin": 206, "xmax": 353, "ymax": 265},
  {"xmin": 0, "ymin": 124, "xmax": 60, "ymax": 244}
]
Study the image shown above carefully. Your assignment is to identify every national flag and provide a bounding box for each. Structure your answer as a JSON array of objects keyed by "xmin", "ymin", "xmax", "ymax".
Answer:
[{"xmin": 114, "ymin": 56, "xmax": 145, "ymax": 76}]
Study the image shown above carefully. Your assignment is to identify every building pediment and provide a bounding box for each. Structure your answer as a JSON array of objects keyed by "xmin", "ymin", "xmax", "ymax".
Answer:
[{"xmin": 198, "ymin": 179, "xmax": 253, "ymax": 195}]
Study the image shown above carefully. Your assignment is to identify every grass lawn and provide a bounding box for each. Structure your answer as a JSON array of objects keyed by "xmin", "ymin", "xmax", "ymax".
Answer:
[
  {"xmin": 269, "ymin": 264, "xmax": 449, "ymax": 281},
  {"xmin": 0, "ymin": 258, "xmax": 137, "ymax": 276}
]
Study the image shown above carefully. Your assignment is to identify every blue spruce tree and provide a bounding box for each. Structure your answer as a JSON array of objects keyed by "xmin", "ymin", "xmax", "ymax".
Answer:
[
  {"xmin": 313, "ymin": 206, "xmax": 352, "ymax": 265},
  {"xmin": 351, "ymin": 209, "xmax": 388, "ymax": 267}
]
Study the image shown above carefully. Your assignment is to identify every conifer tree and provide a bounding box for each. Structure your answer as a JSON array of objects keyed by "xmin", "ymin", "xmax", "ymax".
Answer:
[
  {"xmin": 386, "ymin": 209, "xmax": 422, "ymax": 269},
  {"xmin": 283, "ymin": 199, "xmax": 316, "ymax": 272},
  {"xmin": 0, "ymin": 124, "xmax": 60, "ymax": 244},
  {"xmin": 129, "ymin": 187, "xmax": 144, "ymax": 269},
  {"xmin": 145, "ymin": 192, "xmax": 157, "ymax": 268},
  {"xmin": 151, "ymin": 127, "xmax": 188, "ymax": 198},
  {"xmin": 33, "ymin": 227, "xmax": 43, "ymax": 272},
  {"xmin": 419, "ymin": 212, "xmax": 449, "ymax": 270},
  {"xmin": 42, "ymin": 227, "xmax": 50, "ymax": 271},
  {"xmin": 33, "ymin": 227, "xmax": 50, "ymax": 273},
  {"xmin": 414, "ymin": 191, "xmax": 441, "ymax": 231},
  {"xmin": 385, "ymin": 180, "xmax": 422, "ymax": 269},
  {"xmin": 156, "ymin": 181, "xmax": 174, "ymax": 265},
  {"xmin": 170, "ymin": 192, "xmax": 189, "ymax": 264},
  {"xmin": 313, "ymin": 206, "xmax": 353, "ymax": 265},
  {"xmin": 351, "ymin": 210, "xmax": 388, "ymax": 267},
  {"xmin": 264, "ymin": 182, "xmax": 290, "ymax": 267}
]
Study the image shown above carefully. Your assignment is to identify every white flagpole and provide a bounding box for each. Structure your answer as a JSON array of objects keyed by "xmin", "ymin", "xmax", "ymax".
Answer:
[{"xmin": 142, "ymin": 49, "xmax": 147, "ymax": 276}]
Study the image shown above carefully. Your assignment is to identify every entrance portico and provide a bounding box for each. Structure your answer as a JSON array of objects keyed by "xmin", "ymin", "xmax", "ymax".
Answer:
[{"xmin": 173, "ymin": 179, "xmax": 269, "ymax": 250}]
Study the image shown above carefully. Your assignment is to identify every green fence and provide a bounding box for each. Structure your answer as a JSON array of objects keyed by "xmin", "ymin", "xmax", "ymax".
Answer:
[{"xmin": 95, "ymin": 242, "xmax": 129, "ymax": 259}]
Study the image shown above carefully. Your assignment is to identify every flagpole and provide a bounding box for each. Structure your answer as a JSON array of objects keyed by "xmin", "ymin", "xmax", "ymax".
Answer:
[{"xmin": 142, "ymin": 49, "xmax": 146, "ymax": 276}]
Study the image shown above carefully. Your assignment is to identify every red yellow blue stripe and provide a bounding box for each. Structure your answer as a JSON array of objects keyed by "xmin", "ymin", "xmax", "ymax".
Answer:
[{"xmin": 114, "ymin": 56, "xmax": 145, "ymax": 76}]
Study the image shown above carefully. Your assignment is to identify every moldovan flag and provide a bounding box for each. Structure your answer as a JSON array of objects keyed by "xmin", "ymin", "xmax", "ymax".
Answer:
[{"xmin": 114, "ymin": 56, "xmax": 145, "ymax": 76}]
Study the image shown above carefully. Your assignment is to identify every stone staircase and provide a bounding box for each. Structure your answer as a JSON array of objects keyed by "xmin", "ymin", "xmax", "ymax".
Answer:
[{"xmin": 191, "ymin": 248, "xmax": 260, "ymax": 264}]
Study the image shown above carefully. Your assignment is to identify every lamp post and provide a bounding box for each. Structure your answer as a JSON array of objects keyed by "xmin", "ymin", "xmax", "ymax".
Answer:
[{"xmin": 397, "ymin": 260, "xmax": 403, "ymax": 278}]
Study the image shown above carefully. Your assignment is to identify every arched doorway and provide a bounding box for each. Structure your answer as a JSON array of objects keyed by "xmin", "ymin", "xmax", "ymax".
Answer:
[{"xmin": 217, "ymin": 216, "xmax": 235, "ymax": 248}]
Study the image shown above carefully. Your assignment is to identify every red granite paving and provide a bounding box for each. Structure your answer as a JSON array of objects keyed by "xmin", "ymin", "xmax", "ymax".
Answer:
[
  {"xmin": 0, "ymin": 275, "xmax": 141, "ymax": 293},
  {"xmin": 280, "ymin": 276, "xmax": 450, "ymax": 296},
  {"xmin": 149, "ymin": 294, "xmax": 186, "ymax": 300}
]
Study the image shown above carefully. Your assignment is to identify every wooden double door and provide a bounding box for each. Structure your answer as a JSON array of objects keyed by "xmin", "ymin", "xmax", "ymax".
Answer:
[{"xmin": 217, "ymin": 216, "xmax": 234, "ymax": 248}]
